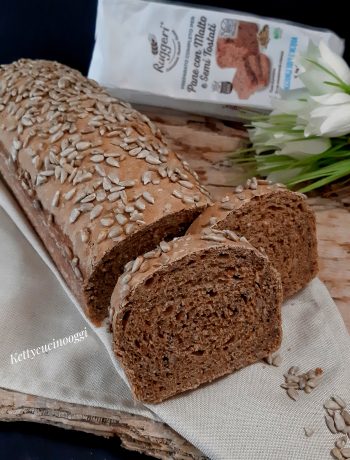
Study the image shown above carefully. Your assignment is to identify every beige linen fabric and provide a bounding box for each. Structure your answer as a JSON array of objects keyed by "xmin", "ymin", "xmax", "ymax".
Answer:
[{"xmin": 0, "ymin": 178, "xmax": 349, "ymax": 459}]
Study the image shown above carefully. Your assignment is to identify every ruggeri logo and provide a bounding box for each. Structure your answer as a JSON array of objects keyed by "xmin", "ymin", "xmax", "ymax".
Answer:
[{"xmin": 149, "ymin": 22, "xmax": 181, "ymax": 73}]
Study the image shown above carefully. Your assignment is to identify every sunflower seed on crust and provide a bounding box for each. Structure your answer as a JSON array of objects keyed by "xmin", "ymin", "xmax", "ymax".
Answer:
[
  {"xmin": 125, "ymin": 223, "xmax": 135, "ymax": 235},
  {"xmin": 106, "ymin": 157, "xmax": 120, "ymax": 167},
  {"xmin": 51, "ymin": 190, "xmax": 60, "ymax": 207},
  {"xmin": 143, "ymin": 191, "xmax": 155, "ymax": 204},
  {"xmin": 220, "ymin": 202, "xmax": 235, "ymax": 211},
  {"xmin": 90, "ymin": 204, "xmax": 103, "ymax": 220},
  {"xmin": 76, "ymin": 141, "xmax": 91, "ymax": 151},
  {"xmin": 81, "ymin": 228, "xmax": 90, "ymax": 243},
  {"xmin": 69, "ymin": 208, "xmax": 80, "ymax": 224},
  {"xmin": 131, "ymin": 256, "xmax": 143, "ymax": 273},
  {"xmin": 64, "ymin": 188, "xmax": 76, "ymax": 201},
  {"xmin": 101, "ymin": 218, "xmax": 114, "ymax": 227},
  {"xmin": 107, "ymin": 225, "xmax": 122, "ymax": 239},
  {"xmin": 97, "ymin": 229, "xmax": 108, "ymax": 243},
  {"xmin": 142, "ymin": 171, "xmax": 152, "ymax": 185},
  {"xmin": 159, "ymin": 241, "xmax": 171, "ymax": 253}
]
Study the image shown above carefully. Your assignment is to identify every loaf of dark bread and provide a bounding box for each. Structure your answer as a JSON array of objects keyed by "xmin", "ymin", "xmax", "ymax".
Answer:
[
  {"xmin": 0, "ymin": 60, "xmax": 211, "ymax": 323},
  {"xmin": 110, "ymin": 230, "xmax": 283, "ymax": 403},
  {"xmin": 187, "ymin": 179, "xmax": 318, "ymax": 299}
]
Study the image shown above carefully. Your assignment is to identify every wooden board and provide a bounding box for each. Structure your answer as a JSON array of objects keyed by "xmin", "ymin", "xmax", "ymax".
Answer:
[{"xmin": 1, "ymin": 109, "xmax": 349, "ymax": 459}]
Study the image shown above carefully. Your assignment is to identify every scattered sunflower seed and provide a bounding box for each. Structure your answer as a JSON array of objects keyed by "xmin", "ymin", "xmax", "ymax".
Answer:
[
  {"xmin": 331, "ymin": 447, "xmax": 344, "ymax": 460},
  {"xmin": 334, "ymin": 412, "xmax": 346, "ymax": 432},
  {"xmin": 341, "ymin": 448, "xmax": 350, "ymax": 459},
  {"xmin": 304, "ymin": 427, "xmax": 315, "ymax": 437},
  {"xmin": 287, "ymin": 388, "xmax": 299, "ymax": 401},
  {"xmin": 326, "ymin": 415, "xmax": 338, "ymax": 434}
]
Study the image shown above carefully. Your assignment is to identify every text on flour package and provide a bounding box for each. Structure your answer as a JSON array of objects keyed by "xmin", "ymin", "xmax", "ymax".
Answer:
[{"xmin": 89, "ymin": 0, "xmax": 344, "ymax": 119}]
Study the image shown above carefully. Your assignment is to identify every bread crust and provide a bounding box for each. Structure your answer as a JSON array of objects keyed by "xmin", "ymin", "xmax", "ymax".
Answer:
[
  {"xmin": 187, "ymin": 181, "xmax": 318, "ymax": 298},
  {"xmin": 0, "ymin": 59, "xmax": 211, "ymax": 322}
]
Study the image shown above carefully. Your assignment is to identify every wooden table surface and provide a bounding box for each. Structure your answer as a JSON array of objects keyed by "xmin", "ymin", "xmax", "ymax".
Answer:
[{"xmin": 1, "ymin": 109, "xmax": 349, "ymax": 459}]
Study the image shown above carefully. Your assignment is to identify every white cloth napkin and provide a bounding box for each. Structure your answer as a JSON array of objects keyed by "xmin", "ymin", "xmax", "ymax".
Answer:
[{"xmin": 0, "ymin": 178, "xmax": 349, "ymax": 460}]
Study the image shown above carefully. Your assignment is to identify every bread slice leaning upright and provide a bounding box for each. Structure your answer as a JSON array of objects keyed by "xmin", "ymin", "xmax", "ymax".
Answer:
[
  {"xmin": 110, "ymin": 229, "xmax": 283, "ymax": 403},
  {"xmin": 0, "ymin": 59, "xmax": 211, "ymax": 323},
  {"xmin": 187, "ymin": 179, "xmax": 318, "ymax": 299}
]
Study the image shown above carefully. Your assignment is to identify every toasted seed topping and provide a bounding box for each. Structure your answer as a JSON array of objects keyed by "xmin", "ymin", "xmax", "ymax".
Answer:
[
  {"xmin": 81, "ymin": 228, "xmax": 90, "ymax": 243},
  {"xmin": 172, "ymin": 190, "xmax": 183, "ymax": 199},
  {"xmin": 178, "ymin": 180, "xmax": 194, "ymax": 190},
  {"xmin": 159, "ymin": 241, "xmax": 171, "ymax": 253},
  {"xmin": 146, "ymin": 154, "xmax": 161, "ymax": 165},
  {"xmin": 73, "ymin": 266, "xmax": 83, "ymax": 281},
  {"xmin": 76, "ymin": 141, "xmax": 91, "ymax": 151},
  {"xmin": 81, "ymin": 193, "xmax": 96, "ymax": 203},
  {"xmin": 142, "ymin": 191, "xmax": 155, "ymax": 204},
  {"xmin": 51, "ymin": 190, "xmax": 60, "ymax": 208},
  {"xmin": 131, "ymin": 256, "xmax": 143, "ymax": 273},
  {"xmin": 142, "ymin": 170, "xmax": 152, "ymax": 185},
  {"xmin": 201, "ymin": 234, "xmax": 226, "ymax": 243},
  {"xmin": 106, "ymin": 157, "xmax": 120, "ymax": 167},
  {"xmin": 107, "ymin": 192, "xmax": 120, "ymax": 202},
  {"xmin": 69, "ymin": 208, "xmax": 80, "ymax": 224},
  {"xmin": 90, "ymin": 204, "xmax": 103, "ymax": 220},
  {"xmin": 95, "ymin": 164, "xmax": 106, "ymax": 177},
  {"xmin": 220, "ymin": 202, "xmax": 235, "ymax": 211},
  {"xmin": 116, "ymin": 213, "xmax": 128, "ymax": 225},
  {"xmin": 101, "ymin": 217, "xmax": 114, "ymax": 227},
  {"xmin": 125, "ymin": 223, "xmax": 135, "ymax": 235},
  {"xmin": 108, "ymin": 226, "xmax": 122, "ymax": 238},
  {"xmin": 91, "ymin": 154, "xmax": 104, "ymax": 163},
  {"xmin": 97, "ymin": 229, "xmax": 108, "ymax": 243}
]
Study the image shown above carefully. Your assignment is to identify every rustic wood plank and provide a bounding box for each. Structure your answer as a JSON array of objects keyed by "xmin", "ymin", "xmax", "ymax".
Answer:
[{"xmin": 1, "ymin": 108, "xmax": 349, "ymax": 459}]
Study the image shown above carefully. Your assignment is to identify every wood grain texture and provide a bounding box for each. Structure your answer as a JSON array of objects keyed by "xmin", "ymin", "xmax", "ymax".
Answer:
[{"xmin": 1, "ymin": 109, "xmax": 349, "ymax": 459}]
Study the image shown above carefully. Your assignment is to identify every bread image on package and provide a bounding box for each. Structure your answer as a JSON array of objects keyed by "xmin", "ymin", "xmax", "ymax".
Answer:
[
  {"xmin": 111, "ymin": 231, "xmax": 282, "ymax": 403},
  {"xmin": 216, "ymin": 20, "xmax": 271, "ymax": 99},
  {"xmin": 187, "ymin": 179, "xmax": 318, "ymax": 299},
  {"xmin": 0, "ymin": 59, "xmax": 211, "ymax": 323}
]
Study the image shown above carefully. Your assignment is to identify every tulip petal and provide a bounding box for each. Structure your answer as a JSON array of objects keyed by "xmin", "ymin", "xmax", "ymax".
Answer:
[
  {"xmin": 279, "ymin": 138, "xmax": 331, "ymax": 156},
  {"xmin": 319, "ymin": 105, "xmax": 350, "ymax": 136},
  {"xmin": 319, "ymin": 41, "xmax": 350, "ymax": 85},
  {"xmin": 311, "ymin": 93, "xmax": 350, "ymax": 105}
]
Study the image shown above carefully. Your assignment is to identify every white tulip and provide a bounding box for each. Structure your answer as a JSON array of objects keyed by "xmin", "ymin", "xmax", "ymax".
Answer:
[
  {"xmin": 247, "ymin": 40, "xmax": 349, "ymax": 167},
  {"xmin": 303, "ymin": 92, "xmax": 350, "ymax": 137},
  {"xmin": 298, "ymin": 41, "xmax": 350, "ymax": 95}
]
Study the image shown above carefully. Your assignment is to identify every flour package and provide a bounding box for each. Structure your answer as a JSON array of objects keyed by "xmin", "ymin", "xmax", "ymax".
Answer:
[{"xmin": 89, "ymin": 0, "xmax": 344, "ymax": 119}]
